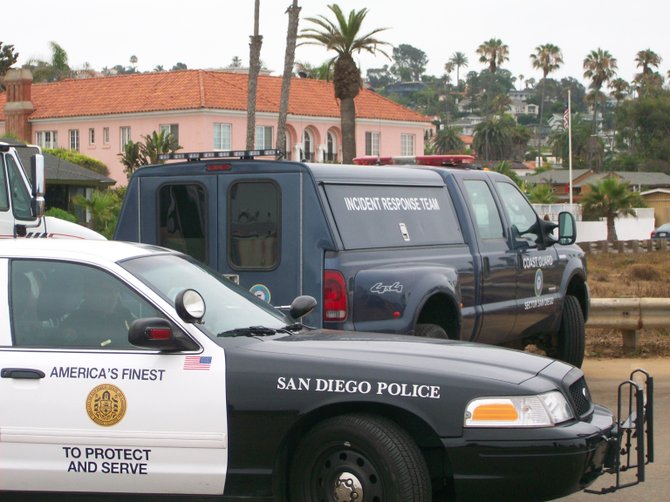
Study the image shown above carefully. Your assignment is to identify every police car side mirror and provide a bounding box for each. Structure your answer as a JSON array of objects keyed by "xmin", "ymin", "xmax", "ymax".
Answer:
[
  {"xmin": 289, "ymin": 295, "xmax": 317, "ymax": 319},
  {"xmin": 128, "ymin": 318, "xmax": 190, "ymax": 351}
]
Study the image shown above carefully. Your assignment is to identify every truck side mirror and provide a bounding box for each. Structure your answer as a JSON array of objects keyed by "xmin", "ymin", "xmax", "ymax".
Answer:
[
  {"xmin": 289, "ymin": 295, "xmax": 317, "ymax": 319},
  {"xmin": 31, "ymin": 154, "xmax": 46, "ymax": 218},
  {"xmin": 557, "ymin": 211, "xmax": 576, "ymax": 245}
]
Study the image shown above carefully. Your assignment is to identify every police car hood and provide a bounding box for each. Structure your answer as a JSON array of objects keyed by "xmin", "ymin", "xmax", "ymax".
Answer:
[{"xmin": 236, "ymin": 329, "xmax": 558, "ymax": 386}]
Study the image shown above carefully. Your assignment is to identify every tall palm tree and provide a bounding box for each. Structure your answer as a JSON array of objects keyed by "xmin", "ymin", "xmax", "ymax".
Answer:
[
  {"xmin": 635, "ymin": 48, "xmax": 662, "ymax": 76},
  {"xmin": 476, "ymin": 38, "xmax": 509, "ymax": 75},
  {"xmin": 530, "ymin": 44, "xmax": 563, "ymax": 149},
  {"xmin": 581, "ymin": 177, "xmax": 644, "ymax": 242},
  {"xmin": 300, "ymin": 4, "xmax": 389, "ymax": 163},
  {"xmin": 476, "ymin": 38, "xmax": 509, "ymax": 115},
  {"xmin": 583, "ymin": 48, "xmax": 618, "ymax": 134},
  {"xmin": 246, "ymin": 0, "xmax": 263, "ymax": 150},
  {"xmin": 448, "ymin": 51, "xmax": 468, "ymax": 89},
  {"xmin": 277, "ymin": 0, "xmax": 301, "ymax": 159}
]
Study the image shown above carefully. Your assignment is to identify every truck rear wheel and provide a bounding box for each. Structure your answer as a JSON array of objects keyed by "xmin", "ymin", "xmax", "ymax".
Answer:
[
  {"xmin": 415, "ymin": 323, "xmax": 448, "ymax": 338},
  {"xmin": 289, "ymin": 413, "xmax": 431, "ymax": 502},
  {"xmin": 552, "ymin": 295, "xmax": 585, "ymax": 368}
]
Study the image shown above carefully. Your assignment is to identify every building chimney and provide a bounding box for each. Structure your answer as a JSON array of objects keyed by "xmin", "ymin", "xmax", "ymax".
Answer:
[{"xmin": 3, "ymin": 69, "xmax": 34, "ymax": 142}]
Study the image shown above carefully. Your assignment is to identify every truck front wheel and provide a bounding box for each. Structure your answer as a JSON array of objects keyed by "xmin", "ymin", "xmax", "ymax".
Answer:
[
  {"xmin": 415, "ymin": 323, "xmax": 448, "ymax": 338},
  {"xmin": 551, "ymin": 295, "xmax": 585, "ymax": 368}
]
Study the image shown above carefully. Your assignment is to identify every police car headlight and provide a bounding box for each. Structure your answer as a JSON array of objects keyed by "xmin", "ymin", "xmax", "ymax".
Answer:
[{"xmin": 464, "ymin": 391, "xmax": 574, "ymax": 427}]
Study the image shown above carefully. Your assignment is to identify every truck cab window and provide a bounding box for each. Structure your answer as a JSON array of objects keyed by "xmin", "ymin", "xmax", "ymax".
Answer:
[
  {"xmin": 6, "ymin": 156, "xmax": 32, "ymax": 220},
  {"xmin": 463, "ymin": 180, "xmax": 504, "ymax": 240},
  {"xmin": 228, "ymin": 181, "xmax": 279, "ymax": 269},
  {"xmin": 158, "ymin": 184, "xmax": 207, "ymax": 263},
  {"xmin": 0, "ymin": 155, "xmax": 9, "ymax": 211},
  {"xmin": 495, "ymin": 181, "xmax": 540, "ymax": 246}
]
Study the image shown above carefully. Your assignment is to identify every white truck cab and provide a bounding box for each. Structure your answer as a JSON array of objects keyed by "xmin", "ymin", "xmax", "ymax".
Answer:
[{"xmin": 0, "ymin": 142, "xmax": 104, "ymax": 239}]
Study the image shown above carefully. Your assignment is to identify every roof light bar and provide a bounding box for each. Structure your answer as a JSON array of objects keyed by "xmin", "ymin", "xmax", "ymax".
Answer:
[{"xmin": 158, "ymin": 149, "xmax": 281, "ymax": 162}]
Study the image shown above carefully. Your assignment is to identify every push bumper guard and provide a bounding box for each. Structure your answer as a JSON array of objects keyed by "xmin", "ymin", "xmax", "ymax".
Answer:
[{"xmin": 587, "ymin": 368, "xmax": 654, "ymax": 494}]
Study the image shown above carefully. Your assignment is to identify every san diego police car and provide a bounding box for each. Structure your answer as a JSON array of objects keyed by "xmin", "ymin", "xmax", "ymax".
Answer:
[{"xmin": 0, "ymin": 240, "xmax": 652, "ymax": 501}]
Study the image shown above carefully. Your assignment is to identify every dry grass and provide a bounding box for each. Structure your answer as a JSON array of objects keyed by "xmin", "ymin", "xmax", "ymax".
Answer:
[{"xmin": 585, "ymin": 250, "xmax": 670, "ymax": 358}]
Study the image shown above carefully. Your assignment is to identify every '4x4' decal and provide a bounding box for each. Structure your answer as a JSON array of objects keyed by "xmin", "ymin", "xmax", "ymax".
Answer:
[{"xmin": 370, "ymin": 282, "xmax": 404, "ymax": 294}]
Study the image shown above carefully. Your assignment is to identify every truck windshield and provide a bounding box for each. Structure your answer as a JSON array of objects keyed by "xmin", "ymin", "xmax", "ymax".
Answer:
[{"xmin": 120, "ymin": 253, "xmax": 288, "ymax": 338}]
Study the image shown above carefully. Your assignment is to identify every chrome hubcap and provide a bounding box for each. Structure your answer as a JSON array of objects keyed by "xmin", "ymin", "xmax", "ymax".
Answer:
[{"xmin": 334, "ymin": 471, "xmax": 364, "ymax": 501}]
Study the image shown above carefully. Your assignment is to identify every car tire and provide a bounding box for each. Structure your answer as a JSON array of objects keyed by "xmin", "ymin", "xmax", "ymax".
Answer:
[
  {"xmin": 553, "ymin": 295, "xmax": 585, "ymax": 368},
  {"xmin": 415, "ymin": 323, "xmax": 448, "ymax": 338},
  {"xmin": 289, "ymin": 413, "xmax": 431, "ymax": 502}
]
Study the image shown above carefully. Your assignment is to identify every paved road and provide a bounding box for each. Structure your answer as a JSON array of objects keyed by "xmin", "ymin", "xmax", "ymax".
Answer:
[{"xmin": 561, "ymin": 358, "xmax": 670, "ymax": 501}]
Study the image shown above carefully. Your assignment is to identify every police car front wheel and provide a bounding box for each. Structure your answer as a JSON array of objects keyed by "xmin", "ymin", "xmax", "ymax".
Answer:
[{"xmin": 289, "ymin": 413, "xmax": 431, "ymax": 502}]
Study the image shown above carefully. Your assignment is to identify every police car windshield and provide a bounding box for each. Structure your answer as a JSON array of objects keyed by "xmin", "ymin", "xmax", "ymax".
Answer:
[{"xmin": 120, "ymin": 253, "xmax": 288, "ymax": 338}]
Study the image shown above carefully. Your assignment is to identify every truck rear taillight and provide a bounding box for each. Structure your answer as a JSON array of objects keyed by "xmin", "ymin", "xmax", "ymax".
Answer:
[{"xmin": 323, "ymin": 270, "xmax": 347, "ymax": 322}]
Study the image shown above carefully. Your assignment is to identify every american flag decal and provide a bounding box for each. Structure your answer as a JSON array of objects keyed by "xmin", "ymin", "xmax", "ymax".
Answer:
[{"xmin": 183, "ymin": 356, "xmax": 212, "ymax": 370}]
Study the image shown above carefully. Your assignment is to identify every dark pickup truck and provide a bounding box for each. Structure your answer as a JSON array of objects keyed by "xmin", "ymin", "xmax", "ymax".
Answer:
[{"xmin": 114, "ymin": 151, "xmax": 589, "ymax": 367}]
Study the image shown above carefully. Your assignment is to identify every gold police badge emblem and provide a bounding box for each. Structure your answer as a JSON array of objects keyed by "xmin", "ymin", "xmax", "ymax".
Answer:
[{"xmin": 86, "ymin": 384, "xmax": 127, "ymax": 426}]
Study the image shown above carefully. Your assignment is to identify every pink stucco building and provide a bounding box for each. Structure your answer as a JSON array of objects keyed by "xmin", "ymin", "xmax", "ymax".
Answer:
[{"xmin": 1, "ymin": 69, "xmax": 432, "ymax": 185}]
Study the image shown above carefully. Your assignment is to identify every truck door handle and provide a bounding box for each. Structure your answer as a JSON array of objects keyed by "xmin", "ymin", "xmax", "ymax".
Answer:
[
  {"xmin": 483, "ymin": 257, "xmax": 490, "ymax": 277},
  {"xmin": 1, "ymin": 368, "xmax": 46, "ymax": 379}
]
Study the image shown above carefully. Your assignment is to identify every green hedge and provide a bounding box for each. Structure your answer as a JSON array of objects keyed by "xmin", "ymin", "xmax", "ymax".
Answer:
[{"xmin": 45, "ymin": 148, "xmax": 109, "ymax": 176}]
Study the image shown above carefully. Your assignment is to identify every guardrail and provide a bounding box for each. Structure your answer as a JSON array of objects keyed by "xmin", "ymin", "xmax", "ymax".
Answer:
[
  {"xmin": 587, "ymin": 298, "xmax": 670, "ymax": 352},
  {"xmin": 580, "ymin": 240, "xmax": 668, "ymax": 254}
]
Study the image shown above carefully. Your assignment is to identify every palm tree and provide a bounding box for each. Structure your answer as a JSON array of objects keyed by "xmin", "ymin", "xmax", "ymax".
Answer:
[
  {"xmin": 528, "ymin": 184, "xmax": 556, "ymax": 204},
  {"xmin": 530, "ymin": 44, "xmax": 563, "ymax": 149},
  {"xmin": 476, "ymin": 38, "xmax": 509, "ymax": 115},
  {"xmin": 300, "ymin": 4, "xmax": 389, "ymax": 163},
  {"xmin": 476, "ymin": 38, "xmax": 509, "ymax": 74},
  {"xmin": 581, "ymin": 177, "xmax": 645, "ymax": 242},
  {"xmin": 29, "ymin": 41, "xmax": 72, "ymax": 82},
  {"xmin": 431, "ymin": 126, "xmax": 464, "ymax": 153},
  {"xmin": 635, "ymin": 49, "xmax": 662, "ymax": 76},
  {"xmin": 448, "ymin": 51, "xmax": 468, "ymax": 89},
  {"xmin": 141, "ymin": 130, "xmax": 182, "ymax": 164},
  {"xmin": 277, "ymin": 0, "xmax": 301, "ymax": 160},
  {"xmin": 473, "ymin": 115, "xmax": 512, "ymax": 161},
  {"xmin": 608, "ymin": 78, "xmax": 629, "ymax": 104},
  {"xmin": 583, "ymin": 48, "xmax": 618, "ymax": 133},
  {"xmin": 246, "ymin": 0, "xmax": 263, "ymax": 150}
]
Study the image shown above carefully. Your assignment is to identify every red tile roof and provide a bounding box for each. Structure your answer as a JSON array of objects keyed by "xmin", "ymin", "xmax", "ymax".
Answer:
[{"xmin": 0, "ymin": 70, "xmax": 430, "ymax": 123}]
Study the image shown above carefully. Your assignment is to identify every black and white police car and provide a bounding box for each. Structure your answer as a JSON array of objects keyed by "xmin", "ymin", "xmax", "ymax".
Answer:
[{"xmin": 0, "ymin": 240, "xmax": 652, "ymax": 501}]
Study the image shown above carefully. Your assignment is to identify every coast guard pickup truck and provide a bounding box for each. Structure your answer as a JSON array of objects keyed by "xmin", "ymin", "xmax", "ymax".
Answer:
[
  {"xmin": 0, "ymin": 239, "xmax": 653, "ymax": 500},
  {"xmin": 114, "ymin": 150, "xmax": 588, "ymax": 367},
  {"xmin": 0, "ymin": 142, "xmax": 103, "ymax": 240}
]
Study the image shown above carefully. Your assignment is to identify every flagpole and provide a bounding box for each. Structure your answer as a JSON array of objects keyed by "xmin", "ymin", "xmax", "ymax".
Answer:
[{"xmin": 568, "ymin": 89, "xmax": 573, "ymax": 206}]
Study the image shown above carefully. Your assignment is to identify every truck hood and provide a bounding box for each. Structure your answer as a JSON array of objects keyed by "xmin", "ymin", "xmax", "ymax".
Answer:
[{"xmin": 233, "ymin": 330, "xmax": 558, "ymax": 386}]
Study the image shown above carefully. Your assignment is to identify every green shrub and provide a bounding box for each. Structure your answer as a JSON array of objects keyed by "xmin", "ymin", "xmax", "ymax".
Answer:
[
  {"xmin": 45, "ymin": 148, "xmax": 109, "ymax": 176},
  {"xmin": 45, "ymin": 207, "xmax": 78, "ymax": 223}
]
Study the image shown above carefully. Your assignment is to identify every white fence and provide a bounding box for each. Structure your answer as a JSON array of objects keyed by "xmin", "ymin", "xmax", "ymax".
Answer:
[{"xmin": 533, "ymin": 206, "xmax": 656, "ymax": 243}]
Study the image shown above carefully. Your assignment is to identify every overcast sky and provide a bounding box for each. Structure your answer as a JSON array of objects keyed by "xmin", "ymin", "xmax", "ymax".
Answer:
[{"xmin": 7, "ymin": 0, "xmax": 668, "ymax": 88}]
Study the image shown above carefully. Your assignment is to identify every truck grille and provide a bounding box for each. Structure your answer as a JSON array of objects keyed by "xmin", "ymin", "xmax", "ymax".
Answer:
[{"xmin": 569, "ymin": 377, "xmax": 593, "ymax": 418}]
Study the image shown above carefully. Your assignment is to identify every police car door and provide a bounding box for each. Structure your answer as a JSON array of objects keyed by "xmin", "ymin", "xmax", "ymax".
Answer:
[
  {"xmin": 0, "ymin": 258, "xmax": 227, "ymax": 495},
  {"xmin": 219, "ymin": 173, "xmax": 302, "ymax": 308}
]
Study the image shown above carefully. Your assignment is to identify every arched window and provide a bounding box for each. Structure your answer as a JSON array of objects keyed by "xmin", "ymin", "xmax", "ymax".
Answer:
[
  {"xmin": 303, "ymin": 130, "xmax": 313, "ymax": 161},
  {"xmin": 326, "ymin": 131, "xmax": 338, "ymax": 162}
]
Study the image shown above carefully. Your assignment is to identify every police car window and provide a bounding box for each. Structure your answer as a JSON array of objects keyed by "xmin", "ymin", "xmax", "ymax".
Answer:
[
  {"xmin": 496, "ymin": 181, "xmax": 540, "ymax": 246},
  {"xmin": 158, "ymin": 183, "xmax": 207, "ymax": 263},
  {"xmin": 6, "ymin": 155, "xmax": 32, "ymax": 219},
  {"xmin": 463, "ymin": 180, "xmax": 504, "ymax": 240},
  {"xmin": 10, "ymin": 260, "xmax": 164, "ymax": 350},
  {"xmin": 323, "ymin": 184, "xmax": 462, "ymax": 249},
  {"xmin": 228, "ymin": 181, "xmax": 280, "ymax": 269}
]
